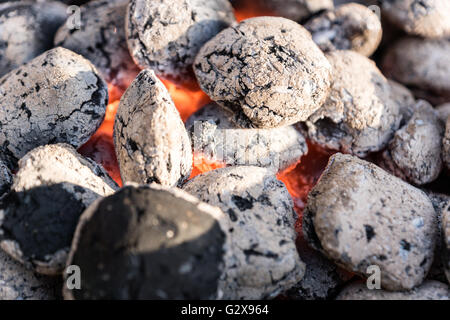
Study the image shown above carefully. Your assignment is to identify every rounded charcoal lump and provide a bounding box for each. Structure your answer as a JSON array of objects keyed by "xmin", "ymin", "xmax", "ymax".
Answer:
[
  {"xmin": 54, "ymin": 0, "xmax": 140, "ymax": 94},
  {"xmin": 305, "ymin": 3, "xmax": 382, "ymax": 57},
  {"xmin": 0, "ymin": 1, "xmax": 67, "ymax": 77},
  {"xmin": 388, "ymin": 79, "xmax": 416, "ymax": 124},
  {"xmin": 194, "ymin": 16, "xmax": 332, "ymax": 129},
  {"xmin": 303, "ymin": 153, "xmax": 437, "ymax": 291},
  {"xmin": 126, "ymin": 0, "xmax": 235, "ymax": 82},
  {"xmin": 114, "ymin": 69, "xmax": 192, "ymax": 187},
  {"xmin": 185, "ymin": 103, "xmax": 307, "ymax": 172},
  {"xmin": 303, "ymin": 50, "xmax": 401, "ymax": 157},
  {"xmin": 0, "ymin": 144, "xmax": 118, "ymax": 275},
  {"xmin": 0, "ymin": 47, "xmax": 108, "ymax": 169},
  {"xmin": 64, "ymin": 184, "xmax": 231, "ymax": 300},
  {"xmin": 337, "ymin": 280, "xmax": 449, "ymax": 300},
  {"xmin": 381, "ymin": 0, "xmax": 450, "ymax": 39},
  {"xmin": 183, "ymin": 166, "xmax": 305, "ymax": 299}
]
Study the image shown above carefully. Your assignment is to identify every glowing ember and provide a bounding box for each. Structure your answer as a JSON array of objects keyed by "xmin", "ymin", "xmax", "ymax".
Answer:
[
  {"xmin": 190, "ymin": 154, "xmax": 227, "ymax": 179},
  {"xmin": 233, "ymin": 0, "xmax": 275, "ymax": 22}
]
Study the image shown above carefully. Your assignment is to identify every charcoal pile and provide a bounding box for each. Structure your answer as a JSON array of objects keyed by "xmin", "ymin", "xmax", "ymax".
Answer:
[{"xmin": 0, "ymin": 0, "xmax": 449, "ymax": 301}]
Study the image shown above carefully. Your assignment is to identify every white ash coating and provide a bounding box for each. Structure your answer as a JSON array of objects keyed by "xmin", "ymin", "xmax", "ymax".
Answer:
[
  {"xmin": 126, "ymin": 0, "xmax": 235, "ymax": 82},
  {"xmin": 381, "ymin": 0, "xmax": 450, "ymax": 38},
  {"xmin": 114, "ymin": 69, "xmax": 192, "ymax": 187},
  {"xmin": 0, "ymin": 1, "xmax": 67, "ymax": 77},
  {"xmin": 388, "ymin": 79, "xmax": 416, "ymax": 124},
  {"xmin": 303, "ymin": 153, "xmax": 437, "ymax": 291},
  {"xmin": 436, "ymin": 103, "xmax": 450, "ymax": 123},
  {"xmin": 0, "ymin": 144, "xmax": 118, "ymax": 275},
  {"xmin": 380, "ymin": 100, "xmax": 444, "ymax": 185},
  {"xmin": 0, "ymin": 160, "xmax": 11, "ymax": 196},
  {"xmin": 382, "ymin": 37, "xmax": 450, "ymax": 105},
  {"xmin": 255, "ymin": 0, "xmax": 333, "ymax": 22},
  {"xmin": 337, "ymin": 280, "xmax": 449, "ymax": 300},
  {"xmin": 303, "ymin": 50, "xmax": 401, "ymax": 157},
  {"xmin": 186, "ymin": 103, "xmax": 307, "ymax": 172},
  {"xmin": 0, "ymin": 47, "xmax": 108, "ymax": 169},
  {"xmin": 443, "ymin": 203, "xmax": 450, "ymax": 284},
  {"xmin": 0, "ymin": 249, "xmax": 59, "ymax": 300},
  {"xmin": 182, "ymin": 166, "xmax": 305, "ymax": 299},
  {"xmin": 444, "ymin": 116, "xmax": 450, "ymax": 172},
  {"xmin": 194, "ymin": 16, "xmax": 332, "ymax": 129},
  {"xmin": 304, "ymin": 3, "xmax": 382, "ymax": 57}
]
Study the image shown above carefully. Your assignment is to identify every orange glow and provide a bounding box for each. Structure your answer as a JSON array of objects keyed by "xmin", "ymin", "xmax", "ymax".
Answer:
[
  {"xmin": 233, "ymin": 0, "xmax": 275, "ymax": 22},
  {"xmin": 190, "ymin": 154, "xmax": 227, "ymax": 179}
]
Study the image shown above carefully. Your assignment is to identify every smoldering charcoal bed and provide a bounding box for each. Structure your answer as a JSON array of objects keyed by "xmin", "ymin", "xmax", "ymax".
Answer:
[{"xmin": 0, "ymin": 0, "xmax": 449, "ymax": 302}]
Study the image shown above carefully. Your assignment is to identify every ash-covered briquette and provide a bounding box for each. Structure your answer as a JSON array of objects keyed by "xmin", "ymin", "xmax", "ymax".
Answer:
[
  {"xmin": 443, "ymin": 203, "xmax": 450, "ymax": 284},
  {"xmin": 302, "ymin": 50, "xmax": 401, "ymax": 157},
  {"xmin": 0, "ymin": 47, "xmax": 108, "ymax": 169},
  {"xmin": 379, "ymin": 100, "xmax": 444, "ymax": 186},
  {"xmin": 0, "ymin": 144, "xmax": 118, "ymax": 275},
  {"xmin": 182, "ymin": 166, "xmax": 305, "ymax": 299},
  {"xmin": 64, "ymin": 184, "xmax": 231, "ymax": 300},
  {"xmin": 388, "ymin": 79, "xmax": 416, "ymax": 124},
  {"xmin": 114, "ymin": 69, "xmax": 192, "ymax": 187},
  {"xmin": 0, "ymin": 249, "xmax": 61, "ymax": 300},
  {"xmin": 303, "ymin": 153, "xmax": 437, "ymax": 291},
  {"xmin": 185, "ymin": 103, "xmax": 307, "ymax": 172},
  {"xmin": 304, "ymin": 3, "xmax": 382, "ymax": 57},
  {"xmin": 0, "ymin": 1, "xmax": 67, "ymax": 77},
  {"xmin": 382, "ymin": 37, "xmax": 450, "ymax": 106},
  {"xmin": 0, "ymin": 160, "xmax": 11, "ymax": 197},
  {"xmin": 381, "ymin": 0, "xmax": 450, "ymax": 39},
  {"xmin": 436, "ymin": 103, "xmax": 450, "ymax": 123},
  {"xmin": 194, "ymin": 17, "xmax": 332, "ymax": 129},
  {"xmin": 54, "ymin": 0, "xmax": 140, "ymax": 93},
  {"xmin": 444, "ymin": 116, "xmax": 450, "ymax": 172},
  {"xmin": 126, "ymin": 0, "xmax": 235, "ymax": 82},
  {"xmin": 283, "ymin": 237, "xmax": 352, "ymax": 300},
  {"xmin": 336, "ymin": 280, "xmax": 450, "ymax": 300}
]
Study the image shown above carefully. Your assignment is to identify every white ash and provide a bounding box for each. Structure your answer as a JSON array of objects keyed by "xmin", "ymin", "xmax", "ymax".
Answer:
[
  {"xmin": 54, "ymin": 0, "xmax": 140, "ymax": 93},
  {"xmin": 304, "ymin": 3, "xmax": 382, "ymax": 57},
  {"xmin": 182, "ymin": 166, "xmax": 305, "ymax": 299},
  {"xmin": 0, "ymin": 160, "xmax": 11, "ymax": 197},
  {"xmin": 114, "ymin": 69, "xmax": 192, "ymax": 187},
  {"xmin": 443, "ymin": 116, "xmax": 450, "ymax": 172},
  {"xmin": 303, "ymin": 153, "xmax": 437, "ymax": 291},
  {"xmin": 388, "ymin": 79, "xmax": 416, "ymax": 124},
  {"xmin": 0, "ymin": 47, "xmax": 108, "ymax": 169},
  {"xmin": 443, "ymin": 203, "xmax": 450, "ymax": 284},
  {"xmin": 379, "ymin": 100, "xmax": 444, "ymax": 185},
  {"xmin": 186, "ymin": 103, "xmax": 307, "ymax": 172},
  {"xmin": 381, "ymin": 0, "xmax": 450, "ymax": 39},
  {"xmin": 194, "ymin": 16, "xmax": 332, "ymax": 129},
  {"xmin": 302, "ymin": 50, "xmax": 401, "ymax": 157},
  {"xmin": 382, "ymin": 37, "xmax": 450, "ymax": 105},
  {"xmin": 64, "ymin": 184, "xmax": 232, "ymax": 300},
  {"xmin": 336, "ymin": 280, "xmax": 449, "ymax": 300},
  {"xmin": 0, "ymin": 249, "xmax": 60, "ymax": 300},
  {"xmin": 0, "ymin": 144, "xmax": 118, "ymax": 275},
  {"xmin": 126, "ymin": 0, "xmax": 235, "ymax": 82},
  {"xmin": 0, "ymin": 1, "xmax": 67, "ymax": 77}
]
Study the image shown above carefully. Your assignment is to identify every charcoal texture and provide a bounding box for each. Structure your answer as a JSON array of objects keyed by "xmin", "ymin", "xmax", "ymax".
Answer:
[
  {"xmin": 303, "ymin": 153, "xmax": 437, "ymax": 291},
  {"xmin": 0, "ymin": 47, "xmax": 108, "ymax": 169},
  {"xmin": 186, "ymin": 103, "xmax": 307, "ymax": 172},
  {"xmin": 0, "ymin": 160, "xmax": 11, "ymax": 197},
  {"xmin": 114, "ymin": 69, "xmax": 192, "ymax": 187},
  {"xmin": 0, "ymin": 1, "xmax": 67, "ymax": 77},
  {"xmin": 194, "ymin": 17, "xmax": 332, "ymax": 129},
  {"xmin": 305, "ymin": 3, "xmax": 382, "ymax": 57},
  {"xmin": 126, "ymin": 0, "xmax": 235, "ymax": 82},
  {"xmin": 436, "ymin": 103, "xmax": 450, "ymax": 123},
  {"xmin": 64, "ymin": 184, "xmax": 230, "ymax": 300},
  {"xmin": 443, "ymin": 203, "xmax": 450, "ymax": 284},
  {"xmin": 444, "ymin": 116, "xmax": 450, "ymax": 172},
  {"xmin": 388, "ymin": 79, "xmax": 416, "ymax": 124},
  {"xmin": 183, "ymin": 166, "xmax": 305, "ymax": 299},
  {"xmin": 303, "ymin": 51, "xmax": 401, "ymax": 157},
  {"xmin": 0, "ymin": 144, "xmax": 117, "ymax": 275}
]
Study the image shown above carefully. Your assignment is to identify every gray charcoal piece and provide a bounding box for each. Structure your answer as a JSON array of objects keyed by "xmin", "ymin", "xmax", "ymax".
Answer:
[
  {"xmin": 0, "ymin": 47, "xmax": 108, "ymax": 169},
  {"xmin": 443, "ymin": 203, "xmax": 450, "ymax": 284},
  {"xmin": 0, "ymin": 160, "xmax": 11, "ymax": 196},
  {"xmin": 303, "ymin": 153, "xmax": 437, "ymax": 291},
  {"xmin": 54, "ymin": 0, "xmax": 140, "ymax": 93},
  {"xmin": 255, "ymin": 0, "xmax": 334, "ymax": 22},
  {"xmin": 0, "ymin": 1, "xmax": 67, "ymax": 77},
  {"xmin": 0, "ymin": 249, "xmax": 60, "ymax": 300},
  {"xmin": 303, "ymin": 50, "xmax": 401, "ymax": 157},
  {"xmin": 304, "ymin": 3, "xmax": 382, "ymax": 57},
  {"xmin": 379, "ymin": 100, "xmax": 444, "ymax": 185},
  {"xmin": 0, "ymin": 144, "xmax": 118, "ymax": 275},
  {"xmin": 382, "ymin": 37, "xmax": 450, "ymax": 105},
  {"xmin": 114, "ymin": 69, "xmax": 192, "ymax": 187},
  {"xmin": 186, "ymin": 103, "xmax": 307, "ymax": 172},
  {"xmin": 388, "ymin": 79, "xmax": 416, "ymax": 124},
  {"xmin": 436, "ymin": 103, "xmax": 450, "ymax": 123},
  {"xmin": 194, "ymin": 16, "xmax": 332, "ymax": 129},
  {"xmin": 444, "ymin": 116, "xmax": 450, "ymax": 172},
  {"xmin": 381, "ymin": 0, "xmax": 450, "ymax": 39},
  {"xmin": 64, "ymin": 184, "xmax": 232, "ymax": 300},
  {"xmin": 182, "ymin": 166, "xmax": 305, "ymax": 299},
  {"xmin": 126, "ymin": 0, "xmax": 235, "ymax": 82},
  {"xmin": 336, "ymin": 280, "xmax": 450, "ymax": 300}
]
